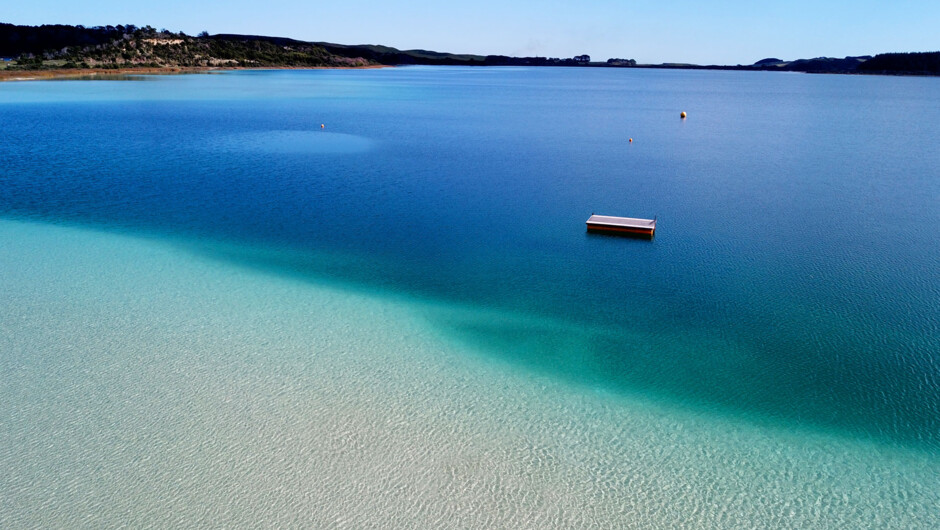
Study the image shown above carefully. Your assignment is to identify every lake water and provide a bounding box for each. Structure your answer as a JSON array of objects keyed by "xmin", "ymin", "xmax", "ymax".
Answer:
[{"xmin": 1, "ymin": 67, "xmax": 938, "ymax": 527}]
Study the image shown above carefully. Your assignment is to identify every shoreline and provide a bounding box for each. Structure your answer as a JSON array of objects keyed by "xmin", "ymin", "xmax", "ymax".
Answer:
[
  {"xmin": 2, "ymin": 216, "xmax": 936, "ymax": 528},
  {"xmin": 2, "ymin": 63, "xmax": 935, "ymax": 82},
  {"xmin": 0, "ymin": 64, "xmax": 391, "ymax": 82}
]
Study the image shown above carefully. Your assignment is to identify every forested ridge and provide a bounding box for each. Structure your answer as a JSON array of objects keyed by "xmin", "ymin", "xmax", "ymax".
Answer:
[{"xmin": 1, "ymin": 23, "xmax": 937, "ymax": 75}]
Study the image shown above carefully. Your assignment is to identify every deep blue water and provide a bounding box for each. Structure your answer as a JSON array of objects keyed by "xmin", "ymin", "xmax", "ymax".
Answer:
[{"xmin": 1, "ymin": 67, "xmax": 938, "ymax": 446}]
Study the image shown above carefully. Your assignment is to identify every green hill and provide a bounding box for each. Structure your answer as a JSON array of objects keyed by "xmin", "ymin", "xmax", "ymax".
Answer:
[
  {"xmin": 0, "ymin": 23, "xmax": 611, "ymax": 70},
  {"xmin": 1, "ymin": 24, "xmax": 373, "ymax": 69},
  {"xmin": 2, "ymin": 22, "xmax": 937, "ymax": 76}
]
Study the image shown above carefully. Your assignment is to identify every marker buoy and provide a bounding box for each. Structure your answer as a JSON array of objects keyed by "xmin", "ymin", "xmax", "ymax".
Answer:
[
  {"xmin": 629, "ymin": 138, "xmax": 633, "ymax": 143},
  {"xmin": 680, "ymin": 111, "xmax": 687, "ymax": 119},
  {"xmin": 321, "ymin": 124, "xmax": 325, "ymax": 129}
]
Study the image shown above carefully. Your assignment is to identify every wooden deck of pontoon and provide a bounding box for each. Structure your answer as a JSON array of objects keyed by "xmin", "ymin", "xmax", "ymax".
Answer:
[{"xmin": 586, "ymin": 214, "xmax": 656, "ymax": 237}]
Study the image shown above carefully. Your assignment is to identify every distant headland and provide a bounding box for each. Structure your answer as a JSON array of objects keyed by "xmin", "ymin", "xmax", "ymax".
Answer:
[{"xmin": 2, "ymin": 23, "xmax": 938, "ymax": 80}]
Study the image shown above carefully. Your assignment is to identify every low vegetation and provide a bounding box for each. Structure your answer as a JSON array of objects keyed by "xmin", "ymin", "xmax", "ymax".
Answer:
[
  {"xmin": 0, "ymin": 24, "xmax": 372, "ymax": 70},
  {"xmin": 856, "ymin": 52, "xmax": 940, "ymax": 75},
  {"xmin": 2, "ymin": 23, "xmax": 936, "ymax": 76},
  {"xmin": 0, "ymin": 23, "xmax": 629, "ymax": 71}
]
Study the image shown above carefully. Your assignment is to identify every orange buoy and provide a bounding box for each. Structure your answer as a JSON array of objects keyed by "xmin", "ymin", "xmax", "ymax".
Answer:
[
  {"xmin": 321, "ymin": 124, "xmax": 325, "ymax": 129},
  {"xmin": 680, "ymin": 111, "xmax": 687, "ymax": 119},
  {"xmin": 629, "ymin": 138, "xmax": 633, "ymax": 143}
]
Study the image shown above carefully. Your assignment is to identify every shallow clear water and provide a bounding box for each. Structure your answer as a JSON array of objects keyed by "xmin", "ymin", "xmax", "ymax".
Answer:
[{"xmin": 1, "ymin": 67, "xmax": 938, "ymax": 527}]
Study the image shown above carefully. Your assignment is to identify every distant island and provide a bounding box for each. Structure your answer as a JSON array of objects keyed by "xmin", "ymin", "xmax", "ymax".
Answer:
[{"xmin": 2, "ymin": 23, "xmax": 938, "ymax": 79}]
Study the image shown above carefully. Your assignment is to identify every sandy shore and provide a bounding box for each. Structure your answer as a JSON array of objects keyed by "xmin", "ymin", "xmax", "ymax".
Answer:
[
  {"xmin": 3, "ymin": 218, "xmax": 937, "ymax": 528},
  {"xmin": 0, "ymin": 64, "xmax": 390, "ymax": 82}
]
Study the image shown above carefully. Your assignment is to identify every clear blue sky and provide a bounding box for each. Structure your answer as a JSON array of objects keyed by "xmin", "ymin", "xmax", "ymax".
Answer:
[{"xmin": 6, "ymin": 1, "xmax": 939, "ymax": 64}]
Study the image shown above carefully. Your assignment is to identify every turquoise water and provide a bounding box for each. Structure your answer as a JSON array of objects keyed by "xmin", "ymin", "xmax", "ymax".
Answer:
[{"xmin": 1, "ymin": 67, "xmax": 938, "ymax": 527}]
